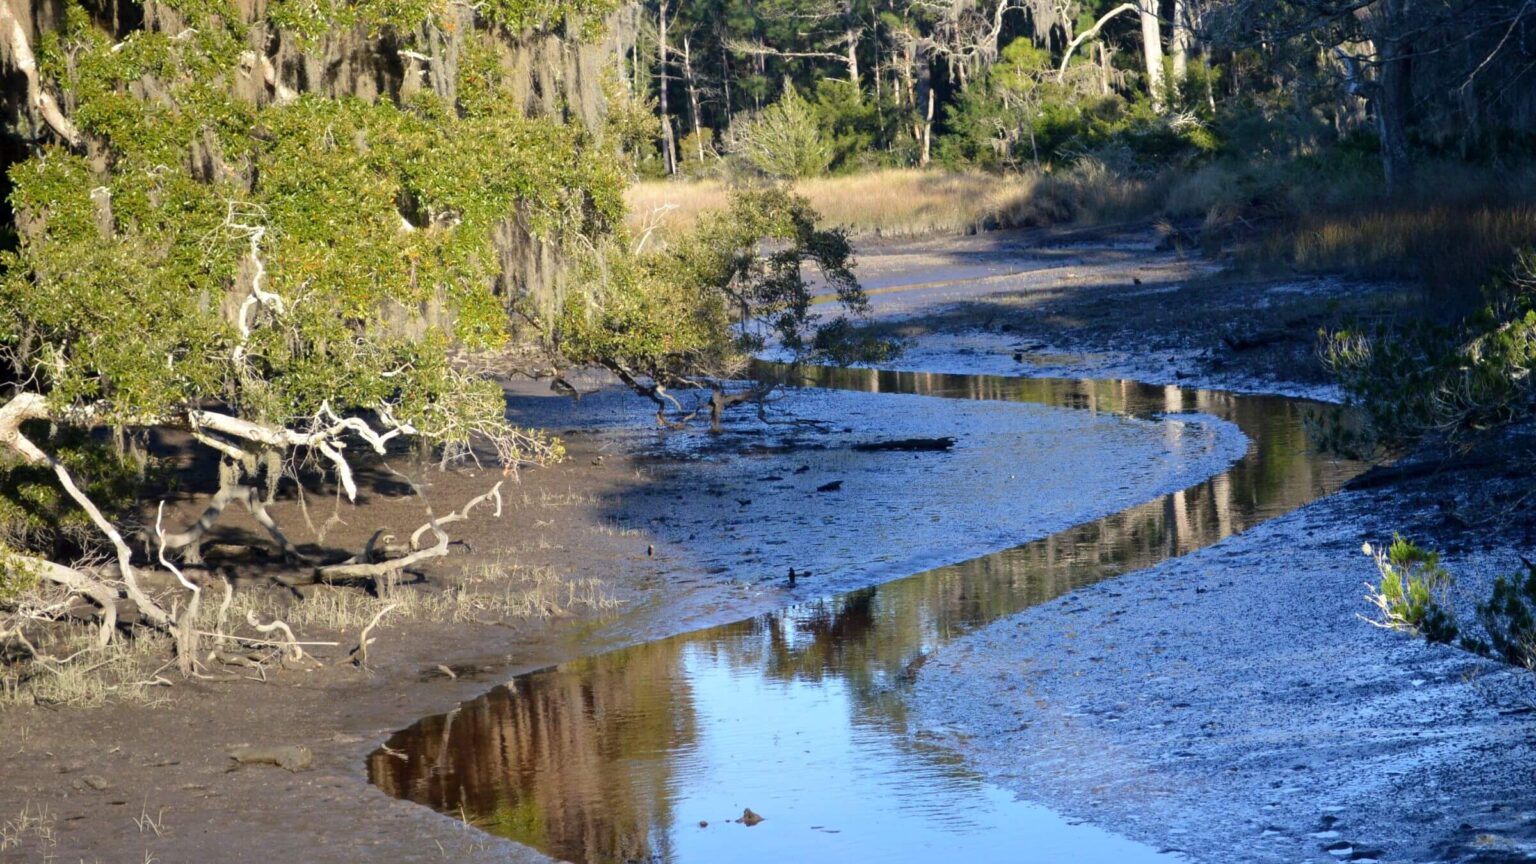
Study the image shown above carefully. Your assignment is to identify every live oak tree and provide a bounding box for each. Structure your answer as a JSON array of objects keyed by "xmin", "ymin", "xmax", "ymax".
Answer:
[
  {"xmin": 557, "ymin": 185, "xmax": 890, "ymax": 431},
  {"xmin": 0, "ymin": 0, "xmax": 623, "ymax": 669}
]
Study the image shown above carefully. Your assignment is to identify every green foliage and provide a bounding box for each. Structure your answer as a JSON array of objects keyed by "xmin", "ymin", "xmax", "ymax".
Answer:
[
  {"xmin": 1363, "ymin": 536, "xmax": 1458, "ymax": 643},
  {"xmin": 0, "ymin": 544, "xmax": 40, "ymax": 603},
  {"xmin": 264, "ymin": 0, "xmax": 615, "ymax": 45},
  {"xmin": 726, "ymin": 88, "xmax": 835, "ymax": 179},
  {"xmin": 5, "ymin": 0, "xmax": 623, "ymax": 454},
  {"xmin": 0, "ymin": 431, "xmax": 167, "ymax": 563},
  {"xmin": 1323, "ymin": 252, "xmax": 1536, "ymax": 453},
  {"xmin": 601, "ymin": 73, "xmax": 664, "ymax": 177},
  {"xmin": 938, "ymin": 38, "xmax": 1219, "ymax": 174},
  {"xmin": 808, "ymin": 81, "xmax": 906, "ymax": 172},
  {"xmin": 558, "ymin": 186, "xmax": 891, "ymax": 390},
  {"xmin": 1468, "ymin": 561, "xmax": 1536, "ymax": 668}
]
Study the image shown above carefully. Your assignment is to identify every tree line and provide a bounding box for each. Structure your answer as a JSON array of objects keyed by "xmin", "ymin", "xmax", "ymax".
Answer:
[{"xmin": 631, "ymin": 0, "xmax": 1536, "ymax": 188}]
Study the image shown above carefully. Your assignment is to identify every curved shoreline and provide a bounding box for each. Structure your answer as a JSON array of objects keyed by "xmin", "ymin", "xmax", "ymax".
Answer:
[{"xmin": 373, "ymin": 368, "xmax": 1366, "ymax": 863}]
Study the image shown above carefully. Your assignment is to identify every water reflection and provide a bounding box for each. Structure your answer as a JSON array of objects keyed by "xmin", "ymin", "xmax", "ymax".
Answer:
[{"xmin": 370, "ymin": 369, "xmax": 1367, "ymax": 864}]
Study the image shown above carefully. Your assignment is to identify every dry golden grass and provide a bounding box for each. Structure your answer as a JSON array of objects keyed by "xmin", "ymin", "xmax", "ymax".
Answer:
[
  {"xmin": 1274, "ymin": 202, "xmax": 1536, "ymax": 305},
  {"xmin": 626, "ymin": 166, "xmax": 1162, "ymax": 242},
  {"xmin": 0, "ymin": 803, "xmax": 58, "ymax": 857},
  {"xmin": 0, "ymin": 628, "xmax": 171, "ymax": 709},
  {"xmin": 227, "ymin": 557, "xmax": 621, "ymax": 634}
]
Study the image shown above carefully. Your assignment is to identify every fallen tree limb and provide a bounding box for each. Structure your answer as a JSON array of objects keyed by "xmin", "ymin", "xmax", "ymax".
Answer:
[
  {"xmin": 2, "ymin": 393, "xmax": 168, "ymax": 632},
  {"xmin": 244, "ymin": 611, "xmax": 305, "ymax": 662},
  {"xmin": 159, "ymin": 481, "xmax": 314, "ymax": 564},
  {"xmin": 407, "ymin": 481, "xmax": 503, "ymax": 550},
  {"xmin": 318, "ymin": 483, "xmax": 502, "ymax": 580},
  {"xmin": 351, "ymin": 602, "xmax": 398, "ymax": 670},
  {"xmin": 28, "ymin": 558, "xmax": 120, "ymax": 648}
]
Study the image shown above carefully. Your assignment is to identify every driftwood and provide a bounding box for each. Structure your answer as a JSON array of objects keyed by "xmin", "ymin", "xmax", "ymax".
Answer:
[
  {"xmin": 1221, "ymin": 329, "xmax": 1289, "ymax": 352},
  {"xmin": 318, "ymin": 482, "xmax": 503, "ymax": 581},
  {"xmin": 852, "ymin": 437, "xmax": 956, "ymax": 452},
  {"xmin": 227, "ymin": 745, "xmax": 313, "ymax": 772}
]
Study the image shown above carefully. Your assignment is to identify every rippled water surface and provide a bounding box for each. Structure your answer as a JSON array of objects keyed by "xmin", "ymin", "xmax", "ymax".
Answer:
[{"xmin": 370, "ymin": 368, "xmax": 1368, "ymax": 864}]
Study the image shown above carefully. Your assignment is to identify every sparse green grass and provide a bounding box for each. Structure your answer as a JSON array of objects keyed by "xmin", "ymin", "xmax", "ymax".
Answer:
[
  {"xmin": 0, "ymin": 803, "xmax": 58, "ymax": 858},
  {"xmin": 1, "ymin": 553, "xmax": 623, "ymax": 706},
  {"xmin": 225, "ymin": 556, "xmax": 622, "ymax": 635},
  {"xmin": 0, "ymin": 626, "xmax": 172, "ymax": 709}
]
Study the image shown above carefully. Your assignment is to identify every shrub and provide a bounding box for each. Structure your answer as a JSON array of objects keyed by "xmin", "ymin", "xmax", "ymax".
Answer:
[
  {"xmin": 1323, "ymin": 250, "xmax": 1536, "ymax": 453},
  {"xmin": 1362, "ymin": 536, "xmax": 1458, "ymax": 643},
  {"xmin": 1468, "ymin": 562, "xmax": 1536, "ymax": 669},
  {"xmin": 725, "ymin": 88, "xmax": 835, "ymax": 179},
  {"xmin": 0, "ymin": 544, "xmax": 41, "ymax": 603}
]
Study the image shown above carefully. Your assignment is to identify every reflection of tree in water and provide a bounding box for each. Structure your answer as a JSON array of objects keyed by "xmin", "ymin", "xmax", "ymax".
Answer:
[
  {"xmin": 372, "ymin": 369, "xmax": 1367, "ymax": 864},
  {"xmin": 369, "ymin": 640, "xmax": 697, "ymax": 864}
]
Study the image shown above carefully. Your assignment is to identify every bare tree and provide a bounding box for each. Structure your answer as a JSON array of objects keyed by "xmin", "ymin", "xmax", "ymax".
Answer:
[
  {"xmin": 1138, "ymin": 0, "xmax": 1167, "ymax": 109},
  {"xmin": 658, "ymin": 0, "xmax": 679, "ymax": 174}
]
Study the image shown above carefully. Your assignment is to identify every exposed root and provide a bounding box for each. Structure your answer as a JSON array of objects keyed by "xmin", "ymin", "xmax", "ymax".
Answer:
[
  {"xmin": 244, "ymin": 611, "xmax": 304, "ymax": 662},
  {"xmin": 160, "ymin": 480, "xmax": 314, "ymax": 565},
  {"xmin": 407, "ymin": 481, "xmax": 503, "ymax": 550},
  {"xmin": 350, "ymin": 602, "xmax": 399, "ymax": 671},
  {"xmin": 319, "ymin": 483, "xmax": 504, "ymax": 581},
  {"xmin": 156, "ymin": 504, "xmax": 202, "ymax": 676}
]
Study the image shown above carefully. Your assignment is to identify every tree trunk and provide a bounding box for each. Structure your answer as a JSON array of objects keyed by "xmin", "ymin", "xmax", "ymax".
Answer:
[
  {"xmin": 1170, "ymin": 0, "xmax": 1190, "ymax": 90},
  {"xmin": 682, "ymin": 34, "xmax": 705, "ymax": 162},
  {"xmin": 1138, "ymin": 0, "xmax": 1165, "ymax": 111},
  {"xmin": 719, "ymin": 37, "xmax": 733, "ymax": 120},
  {"xmin": 657, "ymin": 0, "xmax": 677, "ymax": 175},
  {"xmin": 1375, "ymin": 23, "xmax": 1414, "ymax": 194},
  {"xmin": 916, "ymin": 51, "xmax": 934, "ymax": 166},
  {"xmin": 846, "ymin": 27, "xmax": 861, "ymax": 93}
]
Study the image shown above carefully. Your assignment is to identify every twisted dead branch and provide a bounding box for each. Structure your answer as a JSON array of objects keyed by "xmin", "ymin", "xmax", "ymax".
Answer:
[{"xmin": 319, "ymin": 482, "xmax": 505, "ymax": 580}]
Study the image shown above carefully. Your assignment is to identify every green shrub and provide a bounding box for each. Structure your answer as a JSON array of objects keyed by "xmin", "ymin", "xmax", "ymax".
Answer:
[
  {"xmin": 1467, "ymin": 562, "xmax": 1536, "ymax": 668},
  {"xmin": 0, "ymin": 429, "xmax": 167, "ymax": 561},
  {"xmin": 1323, "ymin": 251, "xmax": 1536, "ymax": 454},
  {"xmin": 1363, "ymin": 536, "xmax": 1458, "ymax": 643},
  {"xmin": 0, "ymin": 544, "xmax": 41, "ymax": 603},
  {"xmin": 725, "ymin": 88, "xmax": 834, "ymax": 179}
]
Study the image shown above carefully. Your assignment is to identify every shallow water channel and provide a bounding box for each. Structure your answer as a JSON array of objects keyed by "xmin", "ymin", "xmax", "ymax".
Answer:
[{"xmin": 369, "ymin": 367, "xmax": 1370, "ymax": 864}]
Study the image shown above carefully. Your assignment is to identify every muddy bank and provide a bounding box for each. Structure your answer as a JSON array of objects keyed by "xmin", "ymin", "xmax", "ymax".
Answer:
[
  {"xmin": 0, "ymin": 362, "xmax": 1242, "ymax": 861},
  {"xmin": 0, "ymin": 223, "xmax": 1511, "ymax": 864},
  {"xmin": 848, "ymin": 225, "xmax": 1410, "ymax": 402},
  {"xmin": 854, "ymin": 227, "xmax": 1536, "ymax": 862},
  {"xmin": 911, "ymin": 475, "xmax": 1536, "ymax": 863}
]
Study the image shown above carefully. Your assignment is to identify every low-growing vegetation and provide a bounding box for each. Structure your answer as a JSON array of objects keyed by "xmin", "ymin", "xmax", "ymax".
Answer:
[
  {"xmin": 1363, "ymin": 536, "xmax": 1536, "ymax": 674},
  {"xmin": 1362, "ymin": 536, "xmax": 1458, "ymax": 645}
]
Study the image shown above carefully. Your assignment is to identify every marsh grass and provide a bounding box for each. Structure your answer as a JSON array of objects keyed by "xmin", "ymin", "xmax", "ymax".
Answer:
[
  {"xmin": 229, "ymin": 556, "xmax": 622, "ymax": 634},
  {"xmin": 626, "ymin": 165, "xmax": 1163, "ymax": 242},
  {"xmin": 1, "ymin": 556, "xmax": 622, "ymax": 706},
  {"xmin": 1276, "ymin": 202, "xmax": 1536, "ymax": 305},
  {"xmin": 629, "ymin": 161, "xmax": 1534, "ymax": 306},
  {"xmin": 0, "ymin": 626, "xmax": 171, "ymax": 709},
  {"xmin": 0, "ymin": 803, "xmax": 57, "ymax": 857}
]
